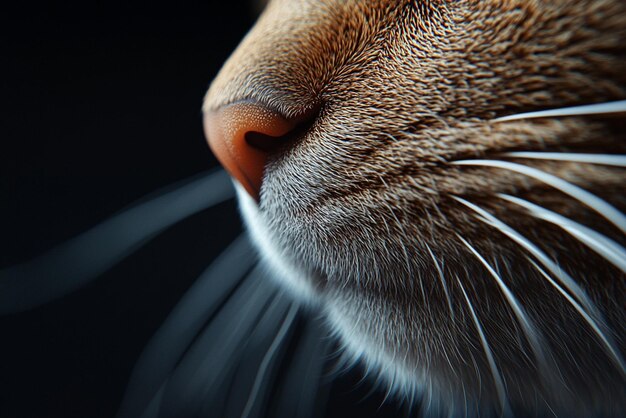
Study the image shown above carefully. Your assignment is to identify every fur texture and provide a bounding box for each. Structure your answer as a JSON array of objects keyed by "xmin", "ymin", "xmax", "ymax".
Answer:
[{"xmin": 204, "ymin": 1, "xmax": 626, "ymax": 416}]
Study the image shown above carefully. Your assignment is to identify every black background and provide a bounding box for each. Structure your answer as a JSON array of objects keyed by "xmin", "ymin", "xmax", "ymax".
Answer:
[{"xmin": 0, "ymin": 2, "xmax": 402, "ymax": 417}]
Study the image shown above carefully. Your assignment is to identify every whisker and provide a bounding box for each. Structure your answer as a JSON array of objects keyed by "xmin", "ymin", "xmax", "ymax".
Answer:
[
  {"xmin": 157, "ymin": 267, "xmax": 276, "ymax": 418},
  {"xmin": 456, "ymin": 235, "xmax": 550, "ymax": 373},
  {"xmin": 424, "ymin": 243, "xmax": 455, "ymax": 319},
  {"xmin": 528, "ymin": 258, "xmax": 626, "ymax": 378},
  {"xmin": 453, "ymin": 197, "xmax": 589, "ymax": 308},
  {"xmin": 503, "ymin": 152, "xmax": 626, "ymax": 167},
  {"xmin": 494, "ymin": 100, "xmax": 626, "ymax": 122},
  {"xmin": 240, "ymin": 303, "xmax": 300, "ymax": 418},
  {"xmin": 272, "ymin": 315, "xmax": 332, "ymax": 418},
  {"xmin": 455, "ymin": 274, "xmax": 511, "ymax": 416},
  {"xmin": 117, "ymin": 235, "xmax": 256, "ymax": 418},
  {"xmin": 499, "ymin": 194, "xmax": 626, "ymax": 273},
  {"xmin": 0, "ymin": 169, "xmax": 235, "ymax": 315},
  {"xmin": 451, "ymin": 159, "xmax": 626, "ymax": 234},
  {"xmin": 454, "ymin": 197, "xmax": 626, "ymax": 374},
  {"xmin": 215, "ymin": 290, "xmax": 292, "ymax": 418}
]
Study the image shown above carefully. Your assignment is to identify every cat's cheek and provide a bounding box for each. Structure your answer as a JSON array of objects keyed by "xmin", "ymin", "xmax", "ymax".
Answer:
[{"xmin": 235, "ymin": 182, "xmax": 321, "ymax": 305}]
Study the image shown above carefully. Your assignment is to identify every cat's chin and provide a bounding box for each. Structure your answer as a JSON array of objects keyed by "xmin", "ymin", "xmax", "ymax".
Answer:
[
  {"xmin": 236, "ymin": 182, "xmax": 447, "ymax": 402},
  {"xmin": 235, "ymin": 182, "xmax": 430, "ymax": 400}
]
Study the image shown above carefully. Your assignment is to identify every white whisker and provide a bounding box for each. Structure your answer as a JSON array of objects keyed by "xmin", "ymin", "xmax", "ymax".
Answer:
[
  {"xmin": 456, "ymin": 235, "xmax": 549, "ymax": 370},
  {"xmin": 456, "ymin": 274, "xmax": 511, "ymax": 415},
  {"xmin": 424, "ymin": 243, "xmax": 455, "ymax": 319},
  {"xmin": 452, "ymin": 159, "xmax": 626, "ymax": 234},
  {"xmin": 499, "ymin": 194, "xmax": 626, "ymax": 273},
  {"xmin": 241, "ymin": 303, "xmax": 299, "ymax": 418},
  {"xmin": 454, "ymin": 197, "xmax": 626, "ymax": 374},
  {"xmin": 494, "ymin": 100, "xmax": 626, "ymax": 122},
  {"xmin": 0, "ymin": 169, "xmax": 235, "ymax": 315},
  {"xmin": 528, "ymin": 259, "xmax": 626, "ymax": 377},
  {"xmin": 503, "ymin": 152, "xmax": 626, "ymax": 167},
  {"xmin": 454, "ymin": 197, "xmax": 588, "ymax": 307}
]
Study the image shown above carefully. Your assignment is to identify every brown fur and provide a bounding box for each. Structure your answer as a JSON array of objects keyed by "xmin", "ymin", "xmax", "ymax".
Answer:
[{"xmin": 204, "ymin": 1, "xmax": 626, "ymax": 416}]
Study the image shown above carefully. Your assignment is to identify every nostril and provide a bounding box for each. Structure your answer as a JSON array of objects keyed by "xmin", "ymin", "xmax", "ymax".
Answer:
[
  {"xmin": 244, "ymin": 110, "xmax": 318, "ymax": 153},
  {"xmin": 244, "ymin": 131, "xmax": 286, "ymax": 152},
  {"xmin": 203, "ymin": 101, "xmax": 319, "ymax": 201}
]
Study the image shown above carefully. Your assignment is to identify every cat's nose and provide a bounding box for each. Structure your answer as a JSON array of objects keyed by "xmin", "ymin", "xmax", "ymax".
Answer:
[{"xmin": 203, "ymin": 102, "xmax": 311, "ymax": 201}]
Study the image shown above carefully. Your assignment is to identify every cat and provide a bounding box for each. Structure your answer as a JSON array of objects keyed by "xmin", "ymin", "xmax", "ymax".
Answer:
[
  {"xmin": 1, "ymin": 0, "xmax": 624, "ymax": 417},
  {"xmin": 202, "ymin": 0, "xmax": 626, "ymax": 416}
]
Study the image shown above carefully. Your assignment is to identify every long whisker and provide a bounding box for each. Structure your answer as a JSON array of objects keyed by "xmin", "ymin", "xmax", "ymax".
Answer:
[
  {"xmin": 215, "ymin": 290, "xmax": 292, "ymax": 418},
  {"xmin": 455, "ymin": 274, "xmax": 511, "ymax": 416},
  {"xmin": 454, "ymin": 197, "xmax": 626, "ymax": 374},
  {"xmin": 157, "ymin": 267, "xmax": 276, "ymax": 418},
  {"xmin": 494, "ymin": 100, "xmax": 626, "ymax": 122},
  {"xmin": 117, "ymin": 235, "xmax": 255, "ymax": 418},
  {"xmin": 240, "ymin": 303, "xmax": 299, "ymax": 418},
  {"xmin": 424, "ymin": 243, "xmax": 455, "ymax": 319},
  {"xmin": 456, "ymin": 235, "xmax": 549, "ymax": 371},
  {"xmin": 499, "ymin": 194, "xmax": 626, "ymax": 273},
  {"xmin": 528, "ymin": 258, "xmax": 626, "ymax": 379},
  {"xmin": 273, "ymin": 316, "xmax": 332, "ymax": 418},
  {"xmin": 453, "ymin": 197, "xmax": 589, "ymax": 308},
  {"xmin": 451, "ymin": 159, "xmax": 626, "ymax": 234},
  {"xmin": 503, "ymin": 152, "xmax": 626, "ymax": 167},
  {"xmin": 0, "ymin": 169, "xmax": 235, "ymax": 315}
]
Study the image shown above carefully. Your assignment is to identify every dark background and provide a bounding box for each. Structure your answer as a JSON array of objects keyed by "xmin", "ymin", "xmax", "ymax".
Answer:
[{"xmin": 0, "ymin": 2, "xmax": 403, "ymax": 417}]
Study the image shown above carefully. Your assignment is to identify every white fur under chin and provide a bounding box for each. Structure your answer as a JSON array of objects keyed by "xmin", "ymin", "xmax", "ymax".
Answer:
[
  {"xmin": 235, "ymin": 182, "xmax": 319, "ymax": 304},
  {"xmin": 324, "ymin": 302, "xmax": 426, "ymax": 398},
  {"xmin": 236, "ymin": 182, "xmax": 436, "ymax": 409}
]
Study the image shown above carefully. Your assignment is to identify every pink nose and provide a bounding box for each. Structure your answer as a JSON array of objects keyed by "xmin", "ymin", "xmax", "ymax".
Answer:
[{"xmin": 203, "ymin": 102, "xmax": 310, "ymax": 201}]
